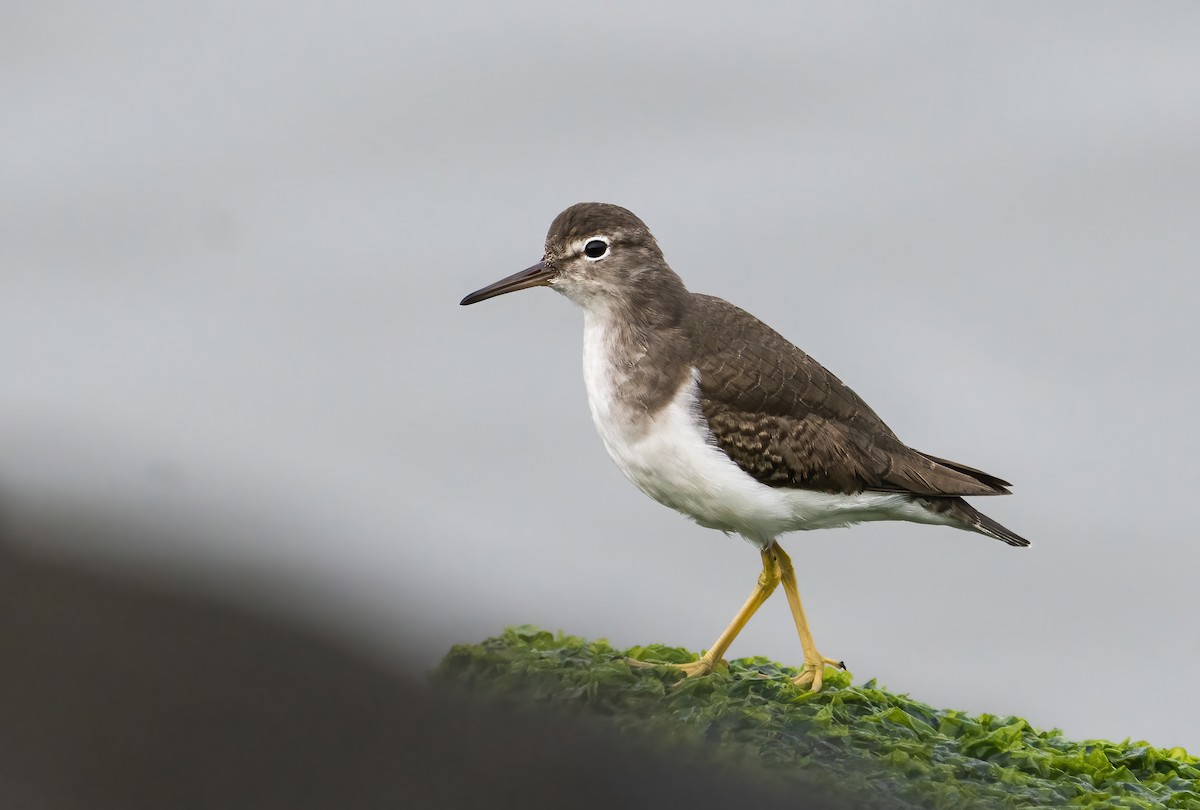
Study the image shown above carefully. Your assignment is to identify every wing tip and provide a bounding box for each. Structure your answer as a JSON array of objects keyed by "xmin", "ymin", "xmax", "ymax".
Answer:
[{"xmin": 915, "ymin": 451, "xmax": 1014, "ymax": 495}]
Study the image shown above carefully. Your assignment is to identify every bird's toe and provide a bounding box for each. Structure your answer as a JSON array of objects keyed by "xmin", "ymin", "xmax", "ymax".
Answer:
[
  {"xmin": 674, "ymin": 656, "xmax": 721, "ymax": 678},
  {"xmin": 792, "ymin": 654, "xmax": 845, "ymax": 693}
]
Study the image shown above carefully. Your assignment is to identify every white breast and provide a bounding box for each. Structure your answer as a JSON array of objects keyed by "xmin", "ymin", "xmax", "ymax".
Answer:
[{"xmin": 580, "ymin": 311, "xmax": 956, "ymax": 547}]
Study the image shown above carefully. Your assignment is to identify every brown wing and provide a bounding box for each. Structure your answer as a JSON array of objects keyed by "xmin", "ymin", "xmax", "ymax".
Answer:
[{"xmin": 685, "ymin": 294, "xmax": 1010, "ymax": 497}]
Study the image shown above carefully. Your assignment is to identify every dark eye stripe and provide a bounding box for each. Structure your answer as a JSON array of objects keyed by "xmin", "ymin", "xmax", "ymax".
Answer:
[{"xmin": 584, "ymin": 240, "xmax": 607, "ymax": 258}]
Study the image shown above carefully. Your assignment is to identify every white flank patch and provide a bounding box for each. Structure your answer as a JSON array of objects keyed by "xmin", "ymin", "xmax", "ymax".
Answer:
[{"xmin": 581, "ymin": 311, "xmax": 956, "ymax": 548}]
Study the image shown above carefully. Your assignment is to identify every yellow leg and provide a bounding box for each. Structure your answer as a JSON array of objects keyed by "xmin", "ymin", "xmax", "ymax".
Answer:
[
  {"xmin": 660, "ymin": 549, "xmax": 782, "ymax": 677},
  {"xmin": 773, "ymin": 543, "xmax": 845, "ymax": 692}
]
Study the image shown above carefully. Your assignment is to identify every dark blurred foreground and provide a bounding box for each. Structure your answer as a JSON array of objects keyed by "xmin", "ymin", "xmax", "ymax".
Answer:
[{"xmin": 0, "ymin": 506, "xmax": 851, "ymax": 810}]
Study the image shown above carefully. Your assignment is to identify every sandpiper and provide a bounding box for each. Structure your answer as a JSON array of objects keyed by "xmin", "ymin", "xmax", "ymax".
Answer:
[{"xmin": 461, "ymin": 202, "xmax": 1027, "ymax": 691}]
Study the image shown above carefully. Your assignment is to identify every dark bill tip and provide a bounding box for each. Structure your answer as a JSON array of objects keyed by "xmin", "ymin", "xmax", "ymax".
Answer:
[{"xmin": 460, "ymin": 261, "xmax": 554, "ymax": 306}]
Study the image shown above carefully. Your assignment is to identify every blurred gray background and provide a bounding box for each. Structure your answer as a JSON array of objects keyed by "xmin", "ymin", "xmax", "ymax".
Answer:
[{"xmin": 3, "ymin": 1, "xmax": 1198, "ymax": 752}]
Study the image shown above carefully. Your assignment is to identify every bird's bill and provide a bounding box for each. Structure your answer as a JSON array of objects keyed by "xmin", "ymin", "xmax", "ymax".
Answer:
[{"xmin": 460, "ymin": 261, "xmax": 555, "ymax": 306}]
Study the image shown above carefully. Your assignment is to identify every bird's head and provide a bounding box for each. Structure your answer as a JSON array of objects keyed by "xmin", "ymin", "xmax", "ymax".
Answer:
[{"xmin": 460, "ymin": 202, "xmax": 685, "ymax": 316}]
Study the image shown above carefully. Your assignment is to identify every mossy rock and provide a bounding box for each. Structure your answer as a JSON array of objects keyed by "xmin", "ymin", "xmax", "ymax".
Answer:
[{"xmin": 435, "ymin": 626, "xmax": 1200, "ymax": 809}]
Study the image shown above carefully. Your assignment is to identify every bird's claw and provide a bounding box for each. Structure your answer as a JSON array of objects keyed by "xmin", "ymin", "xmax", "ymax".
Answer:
[{"xmin": 791, "ymin": 655, "xmax": 846, "ymax": 693}]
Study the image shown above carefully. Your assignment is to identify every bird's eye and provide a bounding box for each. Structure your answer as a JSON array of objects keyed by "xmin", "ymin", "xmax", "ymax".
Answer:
[{"xmin": 583, "ymin": 239, "xmax": 608, "ymax": 259}]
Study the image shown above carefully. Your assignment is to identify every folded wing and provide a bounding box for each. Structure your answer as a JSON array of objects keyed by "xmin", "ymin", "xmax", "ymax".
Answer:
[{"xmin": 685, "ymin": 294, "xmax": 1011, "ymax": 498}]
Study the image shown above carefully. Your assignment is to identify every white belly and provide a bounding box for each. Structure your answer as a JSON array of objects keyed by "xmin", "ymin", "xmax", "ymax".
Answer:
[{"xmin": 580, "ymin": 315, "xmax": 953, "ymax": 548}]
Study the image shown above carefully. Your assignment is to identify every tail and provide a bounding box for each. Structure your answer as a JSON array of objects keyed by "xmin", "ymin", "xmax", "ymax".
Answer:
[{"xmin": 918, "ymin": 496, "xmax": 1030, "ymax": 547}]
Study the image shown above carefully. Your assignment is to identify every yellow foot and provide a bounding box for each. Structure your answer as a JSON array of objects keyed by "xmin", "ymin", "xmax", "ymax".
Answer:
[
  {"xmin": 625, "ymin": 655, "xmax": 721, "ymax": 677},
  {"xmin": 674, "ymin": 656, "xmax": 720, "ymax": 677},
  {"xmin": 792, "ymin": 654, "xmax": 846, "ymax": 693}
]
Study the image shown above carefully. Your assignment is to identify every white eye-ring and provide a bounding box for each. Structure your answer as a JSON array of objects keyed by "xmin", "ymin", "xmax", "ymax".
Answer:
[{"xmin": 582, "ymin": 237, "xmax": 609, "ymax": 260}]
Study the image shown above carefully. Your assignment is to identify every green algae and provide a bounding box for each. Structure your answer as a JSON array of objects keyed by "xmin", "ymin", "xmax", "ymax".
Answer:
[{"xmin": 435, "ymin": 626, "xmax": 1200, "ymax": 809}]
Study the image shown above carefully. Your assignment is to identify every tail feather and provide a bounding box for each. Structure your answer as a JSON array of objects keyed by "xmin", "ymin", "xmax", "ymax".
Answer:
[
  {"xmin": 919, "ymin": 496, "xmax": 1030, "ymax": 547},
  {"xmin": 969, "ymin": 508, "xmax": 1030, "ymax": 547}
]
